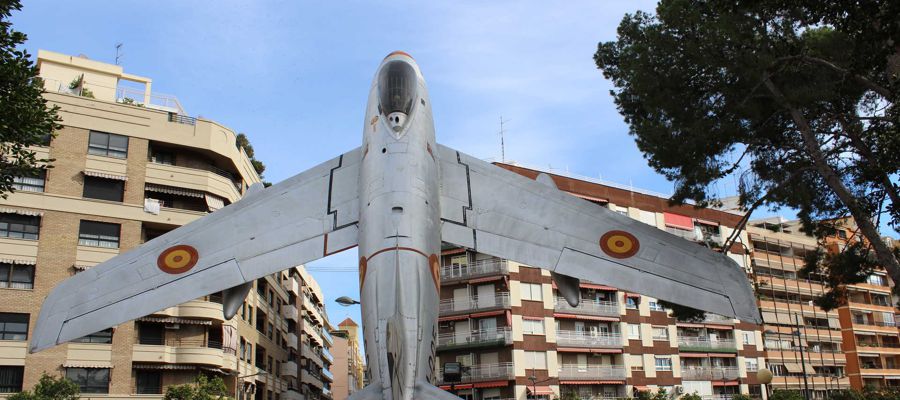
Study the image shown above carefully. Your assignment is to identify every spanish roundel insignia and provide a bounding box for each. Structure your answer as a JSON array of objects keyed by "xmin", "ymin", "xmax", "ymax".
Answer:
[
  {"xmin": 157, "ymin": 245, "xmax": 199, "ymax": 274},
  {"xmin": 599, "ymin": 230, "xmax": 640, "ymax": 259}
]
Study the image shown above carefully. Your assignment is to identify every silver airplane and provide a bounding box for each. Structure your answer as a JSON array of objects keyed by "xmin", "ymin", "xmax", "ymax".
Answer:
[{"xmin": 31, "ymin": 51, "xmax": 760, "ymax": 400}]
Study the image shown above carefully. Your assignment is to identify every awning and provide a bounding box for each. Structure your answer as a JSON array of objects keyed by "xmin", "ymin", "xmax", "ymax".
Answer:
[
  {"xmin": 438, "ymin": 314, "xmax": 469, "ymax": 322},
  {"xmin": 522, "ymin": 316, "xmax": 545, "ymax": 321},
  {"xmin": 62, "ymin": 361, "xmax": 113, "ymax": 369},
  {"xmin": 679, "ymin": 353, "xmax": 710, "ymax": 358},
  {"xmin": 885, "ymin": 376, "xmax": 900, "ymax": 380},
  {"xmin": 137, "ymin": 316, "xmax": 213, "ymax": 326},
  {"xmin": 205, "ymin": 194, "xmax": 225, "ymax": 211},
  {"xmin": 712, "ymin": 381, "xmax": 739, "ymax": 386},
  {"xmin": 694, "ymin": 218, "xmax": 720, "ymax": 226},
  {"xmin": 580, "ymin": 283, "xmax": 616, "ymax": 291},
  {"xmin": 633, "ymin": 386, "xmax": 650, "ymax": 391},
  {"xmin": 133, "ymin": 364, "xmax": 196, "ymax": 370},
  {"xmin": 0, "ymin": 207, "xmax": 42, "ymax": 217},
  {"xmin": 784, "ymin": 363, "xmax": 803, "ymax": 373},
  {"xmin": 73, "ymin": 264, "xmax": 94, "ymax": 271},
  {"xmin": 145, "ymin": 183, "xmax": 204, "ymax": 198},
  {"xmin": 441, "ymin": 248, "xmax": 466, "ymax": 256},
  {"xmin": 559, "ymin": 380, "xmax": 624, "ymax": 385},
  {"xmin": 84, "ymin": 170, "xmax": 127, "ymax": 181},
  {"xmin": 473, "ymin": 380, "xmax": 509, "ymax": 388},
  {"xmin": 664, "ymin": 212, "xmax": 694, "ymax": 230},
  {"xmin": 469, "ymin": 275, "xmax": 503, "ymax": 284},
  {"xmin": 570, "ymin": 193, "xmax": 608, "ymax": 204},
  {"xmin": 0, "ymin": 258, "xmax": 36, "ymax": 265},
  {"xmin": 438, "ymin": 384, "xmax": 473, "ymax": 390},
  {"xmin": 553, "ymin": 313, "xmax": 618, "ymax": 322},
  {"xmin": 624, "ymin": 292, "xmax": 641, "ymax": 298},
  {"xmin": 470, "ymin": 310, "xmax": 504, "ymax": 319},
  {"xmin": 527, "ymin": 386, "xmax": 554, "ymax": 395}
]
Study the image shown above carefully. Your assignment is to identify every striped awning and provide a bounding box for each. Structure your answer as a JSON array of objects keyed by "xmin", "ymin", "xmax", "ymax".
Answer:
[
  {"xmin": 133, "ymin": 364, "xmax": 196, "ymax": 370},
  {"xmin": 0, "ymin": 207, "xmax": 42, "ymax": 217},
  {"xmin": 73, "ymin": 264, "xmax": 94, "ymax": 271},
  {"xmin": 527, "ymin": 386, "xmax": 554, "ymax": 395},
  {"xmin": 0, "ymin": 258, "xmax": 36, "ymax": 265},
  {"xmin": 473, "ymin": 380, "xmax": 509, "ymax": 388},
  {"xmin": 63, "ymin": 361, "xmax": 113, "ymax": 369},
  {"xmin": 559, "ymin": 380, "xmax": 624, "ymax": 385},
  {"xmin": 84, "ymin": 170, "xmax": 127, "ymax": 181},
  {"xmin": 137, "ymin": 316, "xmax": 213, "ymax": 326},
  {"xmin": 205, "ymin": 194, "xmax": 225, "ymax": 211},
  {"xmin": 145, "ymin": 183, "xmax": 204, "ymax": 198}
]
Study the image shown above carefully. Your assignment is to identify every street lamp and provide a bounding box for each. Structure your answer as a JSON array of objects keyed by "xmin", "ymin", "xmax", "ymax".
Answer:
[
  {"xmin": 336, "ymin": 296, "xmax": 361, "ymax": 306},
  {"xmin": 764, "ymin": 313, "xmax": 810, "ymax": 400}
]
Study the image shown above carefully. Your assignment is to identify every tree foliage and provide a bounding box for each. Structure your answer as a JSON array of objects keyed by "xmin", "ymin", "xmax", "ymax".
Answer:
[
  {"xmin": 769, "ymin": 390, "xmax": 805, "ymax": 400},
  {"xmin": 635, "ymin": 388, "xmax": 670, "ymax": 400},
  {"xmin": 235, "ymin": 133, "xmax": 265, "ymax": 176},
  {"xmin": 0, "ymin": 0, "xmax": 61, "ymax": 198},
  {"xmin": 8, "ymin": 373, "xmax": 80, "ymax": 400},
  {"xmin": 163, "ymin": 375, "xmax": 230, "ymax": 400},
  {"xmin": 595, "ymin": 0, "xmax": 900, "ymax": 307}
]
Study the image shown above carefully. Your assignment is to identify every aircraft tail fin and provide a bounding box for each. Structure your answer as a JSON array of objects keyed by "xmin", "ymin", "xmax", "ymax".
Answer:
[{"xmin": 347, "ymin": 382, "xmax": 384, "ymax": 400}]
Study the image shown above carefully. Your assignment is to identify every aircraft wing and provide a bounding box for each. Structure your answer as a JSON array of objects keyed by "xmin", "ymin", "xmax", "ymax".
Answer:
[
  {"xmin": 31, "ymin": 148, "xmax": 362, "ymax": 353},
  {"xmin": 436, "ymin": 144, "xmax": 760, "ymax": 323}
]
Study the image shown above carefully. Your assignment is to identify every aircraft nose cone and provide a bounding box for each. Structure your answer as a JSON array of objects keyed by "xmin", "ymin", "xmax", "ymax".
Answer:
[{"xmin": 385, "ymin": 50, "xmax": 414, "ymax": 60}]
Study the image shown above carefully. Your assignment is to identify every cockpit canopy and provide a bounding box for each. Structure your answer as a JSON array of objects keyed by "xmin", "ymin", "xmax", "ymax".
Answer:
[{"xmin": 378, "ymin": 61, "xmax": 417, "ymax": 116}]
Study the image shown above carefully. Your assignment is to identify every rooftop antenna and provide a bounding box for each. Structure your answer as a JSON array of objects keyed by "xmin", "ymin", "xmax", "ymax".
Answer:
[
  {"xmin": 115, "ymin": 43, "xmax": 123, "ymax": 65},
  {"xmin": 499, "ymin": 116, "xmax": 509, "ymax": 163}
]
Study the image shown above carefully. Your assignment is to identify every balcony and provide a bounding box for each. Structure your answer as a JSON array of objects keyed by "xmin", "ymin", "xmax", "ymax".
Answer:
[
  {"xmin": 132, "ymin": 338, "xmax": 226, "ymax": 367},
  {"xmin": 145, "ymin": 163, "xmax": 241, "ymax": 202},
  {"xmin": 302, "ymin": 344, "xmax": 323, "ymax": 367},
  {"xmin": 556, "ymin": 331, "xmax": 622, "ymax": 349},
  {"xmin": 437, "ymin": 327, "xmax": 512, "ymax": 350},
  {"xmin": 322, "ymin": 329, "xmax": 333, "ymax": 346},
  {"xmin": 441, "ymin": 258, "xmax": 508, "ymax": 282},
  {"xmin": 286, "ymin": 333, "xmax": 298, "ymax": 350},
  {"xmin": 283, "ymin": 305, "xmax": 299, "ymax": 322},
  {"xmin": 677, "ymin": 337, "xmax": 737, "ymax": 353},
  {"xmin": 152, "ymin": 299, "xmax": 225, "ymax": 322},
  {"xmin": 281, "ymin": 389, "xmax": 305, "ymax": 400},
  {"xmin": 554, "ymin": 297, "xmax": 619, "ymax": 317},
  {"xmin": 681, "ymin": 366, "xmax": 740, "ymax": 380},
  {"xmin": 282, "ymin": 361, "xmax": 299, "ymax": 378},
  {"xmin": 439, "ymin": 292, "xmax": 510, "ymax": 315},
  {"xmin": 436, "ymin": 362, "xmax": 515, "ymax": 384},
  {"xmin": 558, "ymin": 365, "xmax": 626, "ymax": 381},
  {"xmin": 303, "ymin": 323, "xmax": 323, "ymax": 343},
  {"xmin": 322, "ymin": 368, "xmax": 334, "ymax": 382},
  {"xmin": 322, "ymin": 348, "xmax": 334, "ymax": 364},
  {"xmin": 282, "ymin": 277, "xmax": 300, "ymax": 296},
  {"xmin": 700, "ymin": 314, "xmax": 736, "ymax": 325},
  {"xmin": 302, "ymin": 370, "xmax": 324, "ymax": 389}
]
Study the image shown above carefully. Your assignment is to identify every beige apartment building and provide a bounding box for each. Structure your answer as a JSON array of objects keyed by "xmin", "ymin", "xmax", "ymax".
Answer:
[
  {"xmin": 0, "ymin": 50, "xmax": 332, "ymax": 400},
  {"xmin": 330, "ymin": 318, "xmax": 364, "ymax": 400},
  {"xmin": 435, "ymin": 164, "xmax": 765, "ymax": 400}
]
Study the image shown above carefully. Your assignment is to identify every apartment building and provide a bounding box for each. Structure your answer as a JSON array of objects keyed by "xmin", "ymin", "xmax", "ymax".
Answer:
[
  {"xmin": 330, "ymin": 318, "xmax": 365, "ymax": 400},
  {"xmin": 748, "ymin": 218, "xmax": 851, "ymax": 398},
  {"xmin": 0, "ymin": 50, "xmax": 332, "ymax": 400},
  {"xmin": 434, "ymin": 163, "xmax": 764, "ymax": 400}
]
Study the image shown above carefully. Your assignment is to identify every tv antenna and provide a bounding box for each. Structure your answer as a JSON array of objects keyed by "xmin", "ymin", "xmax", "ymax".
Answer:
[
  {"xmin": 499, "ymin": 116, "xmax": 509, "ymax": 163},
  {"xmin": 115, "ymin": 43, "xmax": 123, "ymax": 65}
]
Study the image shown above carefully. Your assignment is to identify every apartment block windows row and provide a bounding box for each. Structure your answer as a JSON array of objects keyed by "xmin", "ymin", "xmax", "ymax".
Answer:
[
  {"xmin": 0, "ymin": 367, "xmax": 23, "ymax": 393},
  {"xmin": 0, "ymin": 313, "xmax": 28, "ymax": 340},
  {"xmin": 0, "ymin": 213, "xmax": 40, "ymax": 240},
  {"xmin": 66, "ymin": 367, "xmax": 109, "ymax": 393},
  {"xmin": 522, "ymin": 318, "xmax": 545, "ymax": 335},
  {"xmin": 88, "ymin": 131, "xmax": 128, "ymax": 159},
  {"xmin": 0, "ymin": 263, "xmax": 34, "ymax": 289},
  {"xmin": 12, "ymin": 171, "xmax": 46, "ymax": 193},
  {"xmin": 521, "ymin": 283, "xmax": 543, "ymax": 302},
  {"xmin": 83, "ymin": 176, "xmax": 124, "ymax": 202}
]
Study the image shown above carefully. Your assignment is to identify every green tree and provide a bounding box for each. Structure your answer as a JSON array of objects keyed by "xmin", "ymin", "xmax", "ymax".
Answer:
[
  {"xmin": 681, "ymin": 393, "xmax": 702, "ymax": 400},
  {"xmin": 0, "ymin": 0, "xmax": 61, "ymax": 198},
  {"xmin": 8, "ymin": 373, "xmax": 80, "ymax": 400},
  {"xmin": 163, "ymin": 374, "xmax": 230, "ymax": 400},
  {"xmin": 595, "ymin": 0, "xmax": 900, "ymax": 310},
  {"xmin": 731, "ymin": 395, "xmax": 753, "ymax": 400},
  {"xmin": 768, "ymin": 390, "xmax": 805, "ymax": 400},
  {"xmin": 636, "ymin": 388, "xmax": 670, "ymax": 400}
]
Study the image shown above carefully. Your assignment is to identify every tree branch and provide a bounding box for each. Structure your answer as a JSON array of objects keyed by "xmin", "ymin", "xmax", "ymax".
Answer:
[{"xmin": 776, "ymin": 55, "xmax": 893, "ymax": 100}]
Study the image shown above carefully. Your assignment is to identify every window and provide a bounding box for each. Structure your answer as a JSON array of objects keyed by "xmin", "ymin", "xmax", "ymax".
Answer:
[
  {"xmin": 746, "ymin": 358, "xmax": 759, "ymax": 372},
  {"xmin": 524, "ymin": 351, "xmax": 547, "ymax": 370},
  {"xmin": 150, "ymin": 148, "xmax": 174, "ymax": 165},
  {"xmin": 0, "ymin": 263, "xmax": 34, "ymax": 289},
  {"xmin": 628, "ymin": 324, "xmax": 641, "ymax": 340},
  {"xmin": 651, "ymin": 326, "xmax": 669, "ymax": 341},
  {"xmin": 742, "ymin": 331, "xmax": 756, "ymax": 346},
  {"xmin": 135, "ymin": 370, "xmax": 161, "ymax": 394},
  {"xmin": 88, "ymin": 131, "xmax": 128, "ymax": 158},
  {"xmin": 66, "ymin": 368, "xmax": 109, "ymax": 393},
  {"xmin": 625, "ymin": 296, "xmax": 638, "ymax": 309},
  {"xmin": 867, "ymin": 274, "xmax": 888, "ymax": 286},
  {"xmin": 0, "ymin": 366, "xmax": 23, "ymax": 393},
  {"xmin": 0, "ymin": 214, "xmax": 40, "ymax": 240},
  {"xmin": 630, "ymin": 355, "xmax": 644, "ymax": 372},
  {"xmin": 0, "ymin": 313, "xmax": 28, "ymax": 340},
  {"xmin": 256, "ymin": 310, "xmax": 267, "ymax": 333},
  {"xmin": 13, "ymin": 171, "xmax": 46, "ymax": 193},
  {"xmin": 78, "ymin": 221, "xmax": 120, "ymax": 248},
  {"xmin": 72, "ymin": 328, "xmax": 113, "ymax": 344},
  {"xmin": 649, "ymin": 301, "xmax": 665, "ymax": 312},
  {"xmin": 521, "ymin": 283, "xmax": 543, "ymax": 302},
  {"xmin": 654, "ymin": 356, "xmax": 672, "ymax": 371},
  {"xmin": 522, "ymin": 318, "xmax": 544, "ymax": 335},
  {"xmin": 83, "ymin": 177, "xmax": 125, "ymax": 202}
]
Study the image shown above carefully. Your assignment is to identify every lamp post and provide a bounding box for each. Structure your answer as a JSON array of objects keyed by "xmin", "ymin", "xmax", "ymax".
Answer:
[
  {"xmin": 336, "ymin": 296, "xmax": 361, "ymax": 306},
  {"xmin": 765, "ymin": 313, "xmax": 810, "ymax": 400}
]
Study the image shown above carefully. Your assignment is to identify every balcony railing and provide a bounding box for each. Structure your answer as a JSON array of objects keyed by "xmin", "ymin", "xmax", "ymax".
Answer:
[
  {"xmin": 700, "ymin": 313, "xmax": 736, "ymax": 324},
  {"xmin": 436, "ymin": 362, "xmax": 514, "ymax": 384},
  {"xmin": 680, "ymin": 366, "xmax": 740, "ymax": 380},
  {"xmin": 554, "ymin": 297, "xmax": 619, "ymax": 317},
  {"xmin": 556, "ymin": 331, "xmax": 622, "ymax": 348},
  {"xmin": 439, "ymin": 293, "xmax": 510, "ymax": 314},
  {"xmin": 441, "ymin": 259, "xmax": 508, "ymax": 282},
  {"xmin": 853, "ymin": 319, "xmax": 898, "ymax": 327},
  {"xmin": 677, "ymin": 337, "xmax": 737, "ymax": 352},
  {"xmin": 558, "ymin": 365, "xmax": 626, "ymax": 380},
  {"xmin": 437, "ymin": 327, "xmax": 512, "ymax": 350},
  {"xmin": 136, "ymin": 337, "xmax": 223, "ymax": 349}
]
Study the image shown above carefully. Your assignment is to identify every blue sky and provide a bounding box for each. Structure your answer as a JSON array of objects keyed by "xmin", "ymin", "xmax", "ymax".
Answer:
[{"xmin": 13, "ymin": 1, "xmax": 897, "ymax": 343}]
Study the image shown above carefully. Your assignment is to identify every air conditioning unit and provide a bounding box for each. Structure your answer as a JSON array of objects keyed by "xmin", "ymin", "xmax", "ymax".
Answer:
[
  {"xmin": 674, "ymin": 385, "xmax": 684, "ymax": 394},
  {"xmin": 164, "ymin": 323, "xmax": 181, "ymax": 330}
]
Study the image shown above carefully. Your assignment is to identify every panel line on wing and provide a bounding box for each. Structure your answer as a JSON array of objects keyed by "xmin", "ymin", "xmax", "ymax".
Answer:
[{"xmin": 439, "ymin": 151, "xmax": 473, "ymax": 228}]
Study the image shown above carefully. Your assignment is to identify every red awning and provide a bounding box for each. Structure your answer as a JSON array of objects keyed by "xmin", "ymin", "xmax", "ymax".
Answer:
[
  {"xmin": 438, "ymin": 384, "xmax": 473, "ymax": 390},
  {"xmin": 438, "ymin": 314, "xmax": 469, "ymax": 322},
  {"xmin": 679, "ymin": 353, "xmax": 710, "ymax": 358},
  {"xmin": 633, "ymin": 385, "xmax": 650, "ymax": 391},
  {"xmin": 695, "ymin": 218, "xmax": 720, "ymax": 226},
  {"xmin": 559, "ymin": 380, "xmax": 624, "ymax": 385},
  {"xmin": 473, "ymin": 380, "xmax": 509, "ymax": 388},
  {"xmin": 470, "ymin": 310, "xmax": 504, "ymax": 319},
  {"xmin": 469, "ymin": 275, "xmax": 503, "ymax": 284},
  {"xmin": 664, "ymin": 212, "xmax": 694, "ymax": 230},
  {"xmin": 581, "ymin": 283, "xmax": 617, "ymax": 291},
  {"xmin": 441, "ymin": 248, "xmax": 466, "ymax": 256},
  {"xmin": 553, "ymin": 313, "xmax": 618, "ymax": 322},
  {"xmin": 713, "ymin": 381, "xmax": 739, "ymax": 386},
  {"xmin": 570, "ymin": 193, "xmax": 609, "ymax": 204},
  {"xmin": 527, "ymin": 386, "xmax": 554, "ymax": 395},
  {"xmin": 624, "ymin": 292, "xmax": 641, "ymax": 298}
]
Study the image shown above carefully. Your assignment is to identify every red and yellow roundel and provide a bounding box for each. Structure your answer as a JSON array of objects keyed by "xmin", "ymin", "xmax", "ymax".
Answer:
[
  {"xmin": 157, "ymin": 245, "xmax": 199, "ymax": 274},
  {"xmin": 599, "ymin": 230, "xmax": 640, "ymax": 259},
  {"xmin": 428, "ymin": 254, "xmax": 440, "ymax": 291}
]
